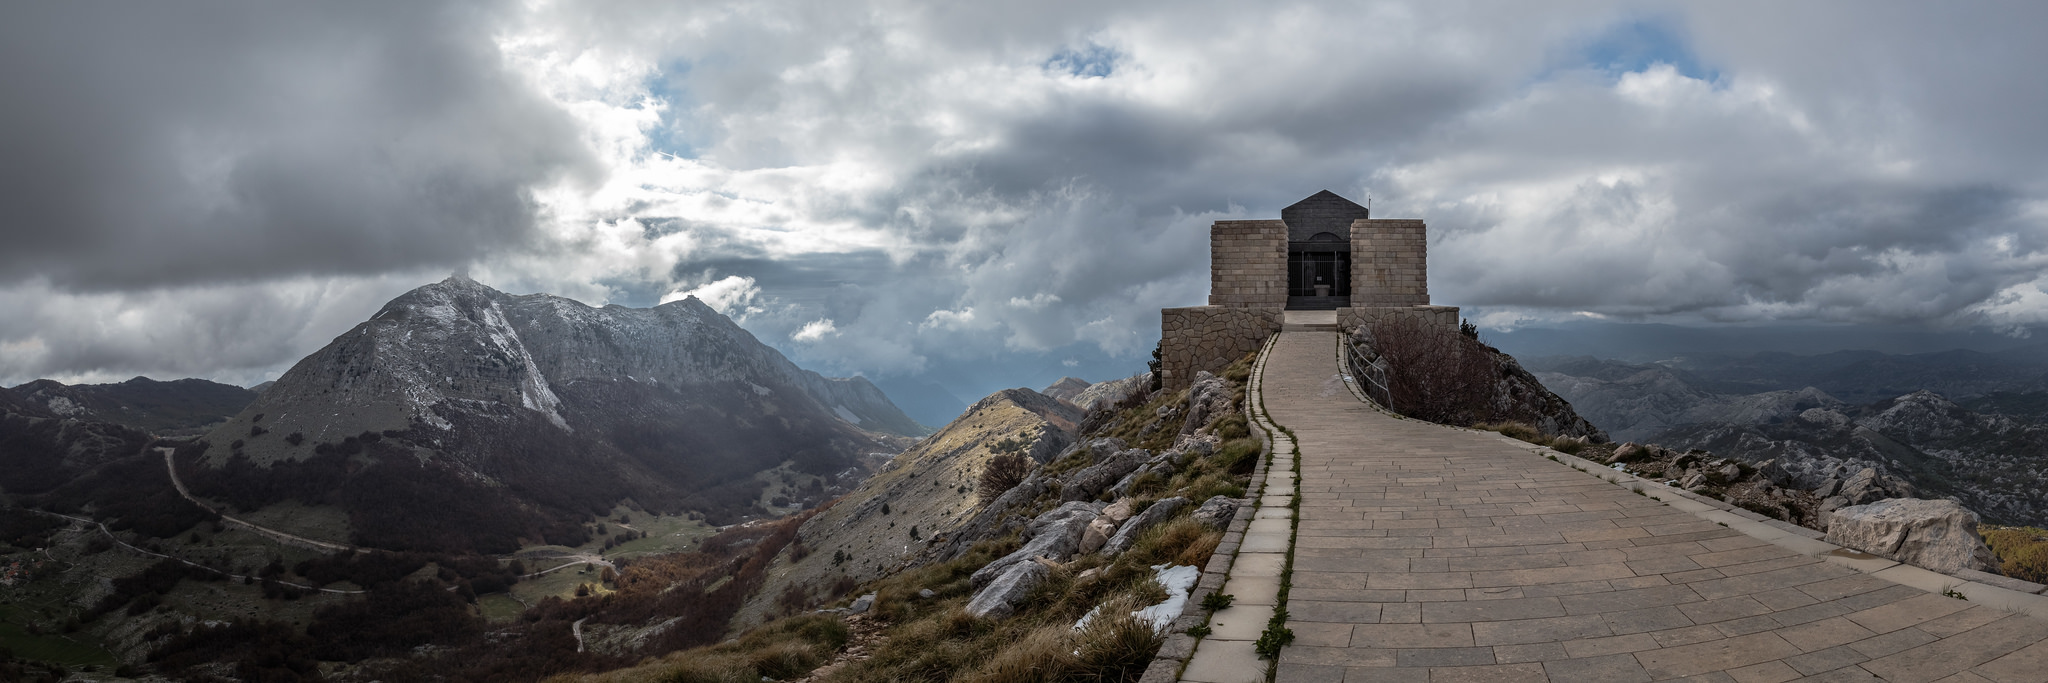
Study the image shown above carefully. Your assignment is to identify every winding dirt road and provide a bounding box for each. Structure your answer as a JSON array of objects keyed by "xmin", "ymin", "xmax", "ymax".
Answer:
[{"xmin": 158, "ymin": 447, "xmax": 357, "ymax": 553}]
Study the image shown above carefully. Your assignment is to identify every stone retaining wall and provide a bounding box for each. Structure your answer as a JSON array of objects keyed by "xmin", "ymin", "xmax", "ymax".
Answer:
[
  {"xmin": 1160, "ymin": 306, "xmax": 1280, "ymax": 390},
  {"xmin": 1337, "ymin": 304, "xmax": 1459, "ymax": 336}
]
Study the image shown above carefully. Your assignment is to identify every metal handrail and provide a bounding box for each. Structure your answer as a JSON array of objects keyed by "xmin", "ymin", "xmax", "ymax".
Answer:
[{"xmin": 1343, "ymin": 338, "xmax": 1393, "ymax": 409}]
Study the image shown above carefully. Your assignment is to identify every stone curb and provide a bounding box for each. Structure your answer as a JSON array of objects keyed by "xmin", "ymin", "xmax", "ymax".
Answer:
[
  {"xmin": 1140, "ymin": 332, "xmax": 1282, "ymax": 683},
  {"xmin": 1146, "ymin": 332, "xmax": 1302, "ymax": 680}
]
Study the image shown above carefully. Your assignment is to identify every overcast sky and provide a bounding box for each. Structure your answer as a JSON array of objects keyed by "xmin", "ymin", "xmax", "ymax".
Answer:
[{"xmin": 6, "ymin": 1, "xmax": 2048, "ymax": 411}]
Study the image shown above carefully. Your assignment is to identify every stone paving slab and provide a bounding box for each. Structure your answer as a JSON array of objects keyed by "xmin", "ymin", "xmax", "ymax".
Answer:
[{"xmin": 1241, "ymin": 329, "xmax": 2048, "ymax": 683}]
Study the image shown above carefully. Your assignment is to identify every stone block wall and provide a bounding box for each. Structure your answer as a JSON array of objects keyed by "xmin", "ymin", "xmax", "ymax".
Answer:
[
  {"xmin": 1351, "ymin": 219, "xmax": 1429, "ymax": 306},
  {"xmin": 1208, "ymin": 220, "xmax": 1287, "ymax": 307},
  {"xmin": 1338, "ymin": 305, "xmax": 1460, "ymax": 337},
  {"xmin": 1160, "ymin": 306, "xmax": 1281, "ymax": 390}
]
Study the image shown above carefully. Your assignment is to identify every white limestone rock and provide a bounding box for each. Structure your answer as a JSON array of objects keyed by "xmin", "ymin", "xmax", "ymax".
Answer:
[
  {"xmin": 1825, "ymin": 498, "xmax": 1999, "ymax": 575},
  {"xmin": 1061, "ymin": 447, "xmax": 1153, "ymax": 502},
  {"xmin": 965, "ymin": 561, "xmax": 1048, "ymax": 619},
  {"xmin": 969, "ymin": 501, "xmax": 1100, "ymax": 587},
  {"xmin": 1180, "ymin": 372, "xmax": 1235, "ymax": 435}
]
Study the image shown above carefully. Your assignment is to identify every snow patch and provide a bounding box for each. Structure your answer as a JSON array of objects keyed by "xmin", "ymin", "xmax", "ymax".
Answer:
[
  {"xmin": 750, "ymin": 383, "xmax": 771, "ymax": 396},
  {"xmin": 1072, "ymin": 564, "xmax": 1200, "ymax": 635},
  {"xmin": 833, "ymin": 405, "xmax": 864, "ymax": 424}
]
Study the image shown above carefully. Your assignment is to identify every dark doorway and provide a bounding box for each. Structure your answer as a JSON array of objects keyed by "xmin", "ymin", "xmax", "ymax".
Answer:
[{"xmin": 1287, "ymin": 250, "xmax": 1350, "ymax": 309}]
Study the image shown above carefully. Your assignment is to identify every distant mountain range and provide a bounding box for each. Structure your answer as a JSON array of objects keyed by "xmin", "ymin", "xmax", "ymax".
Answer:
[
  {"xmin": 10, "ymin": 376, "xmax": 256, "ymax": 434},
  {"xmin": 1530, "ymin": 352, "xmax": 2048, "ymax": 526},
  {"xmin": 2, "ymin": 276, "xmax": 932, "ymax": 555}
]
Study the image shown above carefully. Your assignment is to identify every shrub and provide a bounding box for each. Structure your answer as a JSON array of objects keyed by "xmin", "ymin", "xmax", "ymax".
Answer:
[
  {"xmin": 1367, "ymin": 314, "xmax": 1497, "ymax": 425},
  {"xmin": 976, "ymin": 453, "xmax": 1031, "ymax": 501},
  {"xmin": 1984, "ymin": 527, "xmax": 2048, "ymax": 583},
  {"xmin": 1147, "ymin": 342, "xmax": 1164, "ymax": 393}
]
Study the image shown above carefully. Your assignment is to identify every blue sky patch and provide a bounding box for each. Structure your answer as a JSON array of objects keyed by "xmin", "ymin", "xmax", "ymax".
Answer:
[
  {"xmin": 1578, "ymin": 17, "xmax": 1719, "ymax": 83},
  {"xmin": 1045, "ymin": 42, "xmax": 1119, "ymax": 78},
  {"xmin": 647, "ymin": 60, "xmax": 712, "ymax": 159}
]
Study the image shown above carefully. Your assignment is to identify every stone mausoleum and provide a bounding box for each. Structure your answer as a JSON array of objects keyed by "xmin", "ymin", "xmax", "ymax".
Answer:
[{"xmin": 1159, "ymin": 190, "xmax": 1459, "ymax": 389}]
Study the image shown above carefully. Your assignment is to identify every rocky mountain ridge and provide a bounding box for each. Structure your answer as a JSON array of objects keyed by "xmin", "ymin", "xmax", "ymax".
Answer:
[
  {"xmin": 729, "ymin": 386, "xmax": 1083, "ymax": 631},
  {"xmin": 172, "ymin": 276, "xmax": 924, "ymax": 552},
  {"xmin": 9, "ymin": 376, "xmax": 256, "ymax": 435}
]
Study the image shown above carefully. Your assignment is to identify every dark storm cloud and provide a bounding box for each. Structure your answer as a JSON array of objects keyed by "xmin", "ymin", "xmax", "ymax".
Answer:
[
  {"xmin": 0, "ymin": 0, "xmax": 592, "ymax": 290},
  {"xmin": 15, "ymin": 0, "xmax": 2048, "ymax": 398}
]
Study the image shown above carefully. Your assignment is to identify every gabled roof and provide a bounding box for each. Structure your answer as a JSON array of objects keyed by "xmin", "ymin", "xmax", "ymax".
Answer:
[{"xmin": 1280, "ymin": 190, "xmax": 1370, "ymax": 243}]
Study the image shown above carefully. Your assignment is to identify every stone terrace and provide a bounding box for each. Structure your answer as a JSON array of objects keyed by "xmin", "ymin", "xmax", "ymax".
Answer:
[{"xmin": 1179, "ymin": 324, "xmax": 2048, "ymax": 683}]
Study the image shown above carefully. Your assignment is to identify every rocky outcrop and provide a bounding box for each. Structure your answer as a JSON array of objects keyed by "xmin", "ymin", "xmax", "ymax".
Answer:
[
  {"xmin": 1060, "ymin": 447, "xmax": 1154, "ymax": 503},
  {"xmin": 1102, "ymin": 497, "xmax": 1189, "ymax": 556},
  {"xmin": 1594, "ymin": 443, "xmax": 1826, "ymax": 528},
  {"xmin": 1071, "ymin": 374, "xmax": 1149, "ymax": 412},
  {"xmin": 1348, "ymin": 326, "xmax": 1604, "ymax": 441},
  {"xmin": 964, "ymin": 561, "xmax": 1048, "ymax": 619},
  {"xmin": 1486, "ymin": 351, "xmax": 1608, "ymax": 442},
  {"xmin": 1180, "ymin": 372, "xmax": 1235, "ymax": 435},
  {"xmin": 1825, "ymin": 498, "xmax": 1999, "ymax": 574},
  {"xmin": 969, "ymin": 501, "xmax": 1102, "ymax": 588}
]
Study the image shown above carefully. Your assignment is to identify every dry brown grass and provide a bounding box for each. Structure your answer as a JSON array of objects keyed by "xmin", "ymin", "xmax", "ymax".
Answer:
[
  {"xmin": 1475, "ymin": 421, "xmax": 1586, "ymax": 454},
  {"xmin": 539, "ymin": 613, "xmax": 848, "ymax": 683}
]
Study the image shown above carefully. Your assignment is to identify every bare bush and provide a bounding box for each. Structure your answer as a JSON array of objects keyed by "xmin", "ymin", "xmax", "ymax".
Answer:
[
  {"xmin": 1364, "ymin": 314, "xmax": 1497, "ymax": 425},
  {"xmin": 976, "ymin": 453, "xmax": 1031, "ymax": 501}
]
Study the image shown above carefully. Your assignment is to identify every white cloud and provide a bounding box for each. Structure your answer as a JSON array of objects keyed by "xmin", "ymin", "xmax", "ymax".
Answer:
[
  {"xmin": 13, "ymin": 1, "xmax": 2048, "ymax": 390},
  {"xmin": 792, "ymin": 319, "xmax": 839, "ymax": 342},
  {"xmin": 661, "ymin": 275, "xmax": 761, "ymax": 314},
  {"xmin": 919, "ymin": 308, "xmax": 979, "ymax": 332}
]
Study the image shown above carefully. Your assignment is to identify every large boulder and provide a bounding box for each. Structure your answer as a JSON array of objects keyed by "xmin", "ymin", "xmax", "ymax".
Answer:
[
  {"xmin": 1102, "ymin": 496, "xmax": 1190, "ymax": 556},
  {"xmin": 1610, "ymin": 442, "xmax": 1654, "ymax": 463},
  {"xmin": 970, "ymin": 501, "xmax": 1101, "ymax": 587},
  {"xmin": 1825, "ymin": 498, "xmax": 1999, "ymax": 575},
  {"xmin": 965, "ymin": 561, "xmax": 1048, "ymax": 619},
  {"xmin": 1191, "ymin": 495, "xmax": 1241, "ymax": 531},
  {"xmin": 1060, "ymin": 447, "xmax": 1153, "ymax": 502}
]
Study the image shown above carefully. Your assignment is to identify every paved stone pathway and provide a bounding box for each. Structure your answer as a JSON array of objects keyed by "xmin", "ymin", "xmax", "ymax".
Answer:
[{"xmin": 1185, "ymin": 325, "xmax": 2048, "ymax": 683}]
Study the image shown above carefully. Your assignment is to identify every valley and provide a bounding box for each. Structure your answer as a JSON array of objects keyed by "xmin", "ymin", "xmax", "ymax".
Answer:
[{"xmin": 0, "ymin": 278, "xmax": 943, "ymax": 680}]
